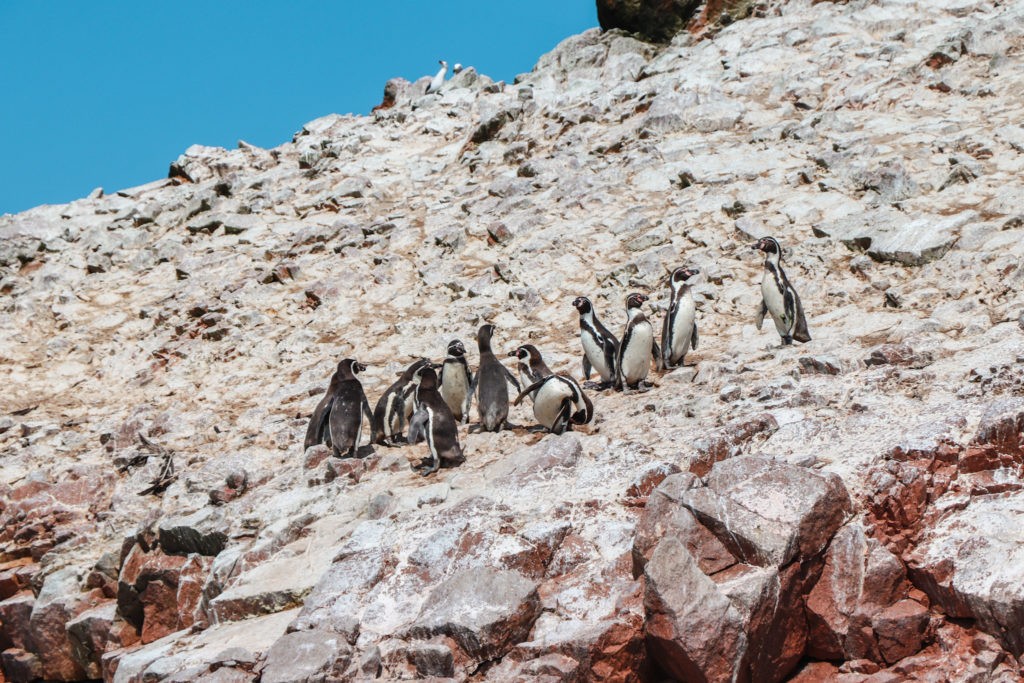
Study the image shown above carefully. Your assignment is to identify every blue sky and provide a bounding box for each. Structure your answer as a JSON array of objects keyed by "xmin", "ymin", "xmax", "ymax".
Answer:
[{"xmin": 0, "ymin": 2, "xmax": 596, "ymax": 215}]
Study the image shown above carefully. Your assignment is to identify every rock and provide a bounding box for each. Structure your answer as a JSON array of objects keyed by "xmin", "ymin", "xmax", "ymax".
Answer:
[
  {"xmin": 814, "ymin": 210, "xmax": 973, "ymax": 266},
  {"xmin": 0, "ymin": 592, "xmax": 35, "ymax": 651},
  {"xmin": 596, "ymin": 0, "xmax": 698, "ymax": 42},
  {"xmin": 66, "ymin": 601, "xmax": 139, "ymax": 678},
  {"xmin": 29, "ymin": 568, "xmax": 101, "ymax": 681},
  {"xmin": 158, "ymin": 508, "xmax": 229, "ymax": 556},
  {"xmin": 689, "ymin": 414, "xmax": 779, "ymax": 476},
  {"xmin": 260, "ymin": 630, "xmax": 352, "ymax": 683},
  {"xmin": 406, "ymin": 568, "xmax": 540, "ymax": 663},
  {"xmin": 798, "ymin": 355, "xmax": 842, "ymax": 375},
  {"xmin": 864, "ymin": 343, "xmax": 931, "ymax": 368},
  {"xmin": 906, "ymin": 493, "xmax": 1024, "ymax": 656},
  {"xmin": 872, "ymin": 599, "xmax": 929, "ymax": 664},
  {"xmin": 642, "ymin": 457, "xmax": 853, "ymax": 682},
  {"xmin": 1, "ymin": 648, "xmax": 42, "ymax": 682}
]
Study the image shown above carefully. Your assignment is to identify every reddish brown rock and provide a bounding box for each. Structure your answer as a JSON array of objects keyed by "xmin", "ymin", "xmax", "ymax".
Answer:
[
  {"xmin": 864, "ymin": 343, "xmax": 931, "ymax": 368},
  {"xmin": 29, "ymin": 568, "xmax": 104, "ymax": 681},
  {"xmin": 66, "ymin": 601, "xmax": 139, "ymax": 678},
  {"xmin": 0, "ymin": 560, "xmax": 36, "ymax": 601},
  {"xmin": 0, "ymin": 593, "xmax": 34, "ymax": 651},
  {"xmin": 302, "ymin": 444, "xmax": 331, "ymax": 470},
  {"xmin": 872, "ymin": 599, "xmax": 929, "ymax": 664},
  {"xmin": 406, "ymin": 568, "xmax": 540, "ymax": 663},
  {"xmin": 1, "ymin": 649, "xmax": 41, "ymax": 682},
  {"xmin": 689, "ymin": 413, "xmax": 778, "ymax": 477}
]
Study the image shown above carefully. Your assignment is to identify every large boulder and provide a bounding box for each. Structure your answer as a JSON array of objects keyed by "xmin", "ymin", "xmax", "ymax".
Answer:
[{"xmin": 641, "ymin": 457, "xmax": 852, "ymax": 682}]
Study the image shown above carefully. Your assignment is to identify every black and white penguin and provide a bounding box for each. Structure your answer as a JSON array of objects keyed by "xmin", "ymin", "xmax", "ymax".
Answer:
[
  {"xmin": 426, "ymin": 60, "xmax": 447, "ymax": 94},
  {"xmin": 372, "ymin": 358, "xmax": 430, "ymax": 446},
  {"xmin": 754, "ymin": 237, "xmax": 811, "ymax": 345},
  {"xmin": 572, "ymin": 296, "xmax": 619, "ymax": 389},
  {"xmin": 508, "ymin": 344, "xmax": 553, "ymax": 402},
  {"xmin": 616, "ymin": 293, "xmax": 660, "ymax": 391},
  {"xmin": 439, "ymin": 340, "xmax": 473, "ymax": 424},
  {"xmin": 407, "ymin": 366, "xmax": 465, "ymax": 476},
  {"xmin": 513, "ymin": 374, "xmax": 593, "ymax": 435},
  {"xmin": 661, "ymin": 267, "xmax": 700, "ymax": 370},
  {"xmin": 471, "ymin": 324, "xmax": 521, "ymax": 432},
  {"xmin": 304, "ymin": 358, "xmax": 374, "ymax": 458}
]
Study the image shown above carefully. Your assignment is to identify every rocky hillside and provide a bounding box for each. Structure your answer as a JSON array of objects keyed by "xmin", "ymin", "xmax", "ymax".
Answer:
[{"xmin": 3, "ymin": 0, "xmax": 1024, "ymax": 680}]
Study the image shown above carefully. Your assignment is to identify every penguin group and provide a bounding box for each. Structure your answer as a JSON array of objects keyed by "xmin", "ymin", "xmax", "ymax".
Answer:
[{"xmin": 304, "ymin": 236, "xmax": 810, "ymax": 475}]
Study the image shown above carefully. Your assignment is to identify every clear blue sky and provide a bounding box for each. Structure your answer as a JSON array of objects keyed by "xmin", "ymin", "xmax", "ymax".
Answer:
[{"xmin": 0, "ymin": 2, "xmax": 596, "ymax": 215}]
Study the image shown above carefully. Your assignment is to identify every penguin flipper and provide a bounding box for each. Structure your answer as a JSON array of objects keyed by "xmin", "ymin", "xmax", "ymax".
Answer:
[
  {"xmin": 574, "ymin": 389, "xmax": 595, "ymax": 425},
  {"xmin": 514, "ymin": 379, "xmax": 549, "ymax": 406},
  {"xmin": 304, "ymin": 395, "xmax": 334, "ymax": 450},
  {"xmin": 550, "ymin": 400, "xmax": 573, "ymax": 435},
  {"xmin": 582, "ymin": 355, "xmax": 592, "ymax": 381},
  {"xmin": 793, "ymin": 293, "xmax": 811, "ymax": 343},
  {"xmin": 503, "ymin": 365, "xmax": 522, "ymax": 392},
  {"xmin": 755, "ymin": 300, "xmax": 767, "ymax": 330},
  {"xmin": 691, "ymin": 322, "xmax": 699, "ymax": 351}
]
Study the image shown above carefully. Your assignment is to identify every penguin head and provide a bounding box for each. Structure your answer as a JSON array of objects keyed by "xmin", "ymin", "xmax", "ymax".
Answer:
[
  {"xmin": 508, "ymin": 344, "xmax": 538, "ymax": 362},
  {"xmin": 754, "ymin": 237, "xmax": 782, "ymax": 255},
  {"xmin": 338, "ymin": 358, "xmax": 365, "ymax": 379},
  {"xmin": 418, "ymin": 366, "xmax": 439, "ymax": 389},
  {"xmin": 446, "ymin": 340, "xmax": 466, "ymax": 357},
  {"xmin": 477, "ymin": 324, "xmax": 495, "ymax": 350},
  {"xmin": 572, "ymin": 296, "xmax": 592, "ymax": 315},
  {"xmin": 670, "ymin": 267, "xmax": 700, "ymax": 290},
  {"xmin": 625, "ymin": 293, "xmax": 649, "ymax": 309},
  {"xmin": 439, "ymin": 60, "xmax": 448, "ymax": 69}
]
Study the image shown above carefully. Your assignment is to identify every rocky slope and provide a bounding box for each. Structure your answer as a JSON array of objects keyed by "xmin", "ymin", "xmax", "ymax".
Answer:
[{"xmin": 3, "ymin": 0, "xmax": 1024, "ymax": 680}]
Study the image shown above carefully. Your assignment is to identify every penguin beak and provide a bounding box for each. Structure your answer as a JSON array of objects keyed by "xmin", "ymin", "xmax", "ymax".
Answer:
[
  {"xmin": 355, "ymin": 362, "xmax": 366, "ymax": 374},
  {"xmin": 507, "ymin": 350, "xmax": 517, "ymax": 357}
]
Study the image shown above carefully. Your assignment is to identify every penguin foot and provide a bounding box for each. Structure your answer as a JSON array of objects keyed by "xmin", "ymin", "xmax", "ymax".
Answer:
[{"xmin": 781, "ymin": 335, "xmax": 793, "ymax": 346}]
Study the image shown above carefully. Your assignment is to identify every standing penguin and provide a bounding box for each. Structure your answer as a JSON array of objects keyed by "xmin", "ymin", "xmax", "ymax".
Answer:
[
  {"xmin": 513, "ymin": 374, "xmax": 593, "ymax": 435},
  {"xmin": 372, "ymin": 358, "xmax": 429, "ymax": 446},
  {"xmin": 407, "ymin": 366, "xmax": 465, "ymax": 475},
  {"xmin": 616, "ymin": 293, "xmax": 660, "ymax": 391},
  {"xmin": 438, "ymin": 340, "xmax": 473, "ymax": 424},
  {"xmin": 661, "ymin": 267, "xmax": 700, "ymax": 370},
  {"xmin": 426, "ymin": 60, "xmax": 447, "ymax": 94},
  {"xmin": 508, "ymin": 344, "xmax": 553, "ymax": 402},
  {"xmin": 304, "ymin": 358, "xmax": 374, "ymax": 458},
  {"xmin": 471, "ymin": 324, "xmax": 521, "ymax": 432},
  {"xmin": 754, "ymin": 237, "xmax": 811, "ymax": 345},
  {"xmin": 572, "ymin": 296, "xmax": 619, "ymax": 389}
]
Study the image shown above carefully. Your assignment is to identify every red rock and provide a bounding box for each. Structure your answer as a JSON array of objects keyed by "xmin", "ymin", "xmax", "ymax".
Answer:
[
  {"xmin": 324, "ymin": 458, "xmax": 365, "ymax": 484},
  {"xmin": 624, "ymin": 461, "xmax": 681, "ymax": 500},
  {"xmin": 117, "ymin": 544, "xmax": 188, "ymax": 630},
  {"xmin": 66, "ymin": 601, "xmax": 139, "ymax": 678},
  {"xmin": 0, "ymin": 593, "xmax": 34, "ymax": 651},
  {"xmin": 177, "ymin": 555, "xmax": 214, "ymax": 630},
  {"xmin": 689, "ymin": 413, "xmax": 778, "ymax": 477},
  {"xmin": 872, "ymin": 599, "xmax": 929, "ymax": 664},
  {"xmin": 29, "ymin": 568, "xmax": 104, "ymax": 681},
  {"xmin": 302, "ymin": 444, "xmax": 331, "ymax": 470},
  {"xmin": 0, "ymin": 560, "xmax": 36, "ymax": 601},
  {"xmin": 0, "ymin": 648, "xmax": 41, "ymax": 682},
  {"xmin": 141, "ymin": 579, "xmax": 180, "ymax": 643},
  {"xmin": 788, "ymin": 661, "xmax": 841, "ymax": 682},
  {"xmin": 972, "ymin": 398, "xmax": 1024, "ymax": 455}
]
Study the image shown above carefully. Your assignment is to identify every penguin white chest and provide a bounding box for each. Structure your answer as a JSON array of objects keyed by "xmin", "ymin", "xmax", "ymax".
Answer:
[
  {"xmin": 669, "ymin": 295, "xmax": 696, "ymax": 359},
  {"xmin": 761, "ymin": 271, "xmax": 790, "ymax": 335},
  {"xmin": 533, "ymin": 380, "xmax": 573, "ymax": 430},
  {"xmin": 582, "ymin": 331, "xmax": 612, "ymax": 380},
  {"xmin": 620, "ymin": 322, "xmax": 653, "ymax": 383},
  {"xmin": 440, "ymin": 366, "xmax": 468, "ymax": 403}
]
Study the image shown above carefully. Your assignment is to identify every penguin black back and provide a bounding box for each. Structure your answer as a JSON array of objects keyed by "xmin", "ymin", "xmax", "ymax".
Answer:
[
  {"xmin": 474, "ymin": 324, "xmax": 520, "ymax": 431},
  {"xmin": 326, "ymin": 358, "xmax": 374, "ymax": 458},
  {"xmin": 572, "ymin": 296, "xmax": 619, "ymax": 388}
]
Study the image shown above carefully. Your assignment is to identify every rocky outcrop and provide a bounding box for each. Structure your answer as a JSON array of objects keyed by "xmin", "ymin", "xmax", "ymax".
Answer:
[
  {"xmin": 4, "ymin": 0, "xmax": 1024, "ymax": 680},
  {"xmin": 640, "ymin": 457, "xmax": 852, "ymax": 682}
]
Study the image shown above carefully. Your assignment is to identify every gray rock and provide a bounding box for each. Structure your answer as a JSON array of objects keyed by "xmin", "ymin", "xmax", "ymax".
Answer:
[
  {"xmin": 261, "ymin": 630, "xmax": 352, "ymax": 683},
  {"xmin": 158, "ymin": 508, "xmax": 229, "ymax": 556},
  {"xmin": 406, "ymin": 567, "xmax": 540, "ymax": 661}
]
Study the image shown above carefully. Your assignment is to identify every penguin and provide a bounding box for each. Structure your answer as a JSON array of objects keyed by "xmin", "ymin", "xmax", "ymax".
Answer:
[
  {"xmin": 616, "ymin": 293, "xmax": 660, "ymax": 391},
  {"xmin": 471, "ymin": 324, "xmax": 521, "ymax": 432},
  {"xmin": 303, "ymin": 358, "xmax": 374, "ymax": 458},
  {"xmin": 513, "ymin": 374, "xmax": 593, "ymax": 435},
  {"xmin": 438, "ymin": 340, "xmax": 473, "ymax": 424},
  {"xmin": 508, "ymin": 344, "xmax": 553, "ymax": 402},
  {"xmin": 407, "ymin": 366, "xmax": 465, "ymax": 476},
  {"xmin": 453, "ymin": 63, "xmax": 464, "ymax": 74},
  {"xmin": 372, "ymin": 358, "xmax": 429, "ymax": 446},
  {"xmin": 754, "ymin": 236, "xmax": 811, "ymax": 345},
  {"xmin": 426, "ymin": 60, "xmax": 447, "ymax": 94},
  {"xmin": 572, "ymin": 296, "xmax": 619, "ymax": 389},
  {"xmin": 661, "ymin": 267, "xmax": 700, "ymax": 370}
]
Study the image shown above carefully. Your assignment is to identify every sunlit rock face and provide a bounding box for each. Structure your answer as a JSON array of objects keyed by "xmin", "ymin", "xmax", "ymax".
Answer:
[{"xmin": 3, "ymin": 0, "xmax": 1024, "ymax": 680}]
